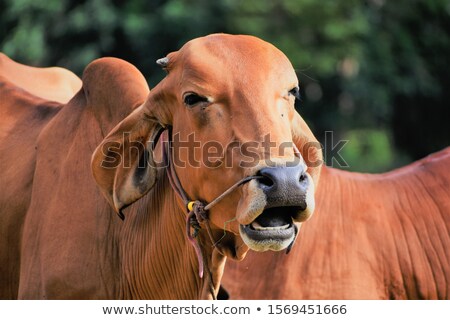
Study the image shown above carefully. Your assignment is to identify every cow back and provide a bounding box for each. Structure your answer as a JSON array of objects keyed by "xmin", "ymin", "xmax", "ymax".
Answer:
[
  {"xmin": 0, "ymin": 53, "xmax": 81, "ymax": 103},
  {"xmin": 0, "ymin": 77, "xmax": 62, "ymax": 298}
]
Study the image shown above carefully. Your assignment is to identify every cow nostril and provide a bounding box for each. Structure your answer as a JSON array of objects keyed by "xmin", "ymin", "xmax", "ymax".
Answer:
[
  {"xmin": 258, "ymin": 176, "xmax": 274, "ymax": 187},
  {"xmin": 299, "ymin": 172, "xmax": 307, "ymax": 182}
]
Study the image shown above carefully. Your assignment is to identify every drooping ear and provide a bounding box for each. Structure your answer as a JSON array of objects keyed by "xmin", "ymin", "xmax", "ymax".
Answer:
[
  {"xmin": 91, "ymin": 103, "xmax": 164, "ymax": 219},
  {"xmin": 291, "ymin": 111, "xmax": 323, "ymax": 187}
]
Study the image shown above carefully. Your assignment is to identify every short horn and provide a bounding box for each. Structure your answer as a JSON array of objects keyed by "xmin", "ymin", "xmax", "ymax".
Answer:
[{"xmin": 156, "ymin": 57, "xmax": 169, "ymax": 68}]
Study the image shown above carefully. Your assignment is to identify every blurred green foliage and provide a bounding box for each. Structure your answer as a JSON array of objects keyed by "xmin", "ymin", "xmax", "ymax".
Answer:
[{"xmin": 1, "ymin": 0, "xmax": 449, "ymax": 172}]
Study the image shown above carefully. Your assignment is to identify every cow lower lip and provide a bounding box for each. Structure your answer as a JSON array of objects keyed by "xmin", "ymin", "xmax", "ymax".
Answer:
[{"xmin": 240, "ymin": 223, "xmax": 294, "ymax": 241}]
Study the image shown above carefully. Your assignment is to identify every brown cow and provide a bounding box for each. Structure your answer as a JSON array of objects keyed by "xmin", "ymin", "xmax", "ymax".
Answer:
[
  {"xmin": 1, "ymin": 34, "xmax": 322, "ymax": 299},
  {"xmin": 0, "ymin": 59, "xmax": 144, "ymax": 299},
  {"xmin": 0, "ymin": 53, "xmax": 81, "ymax": 104},
  {"xmin": 0, "ymin": 77, "xmax": 63, "ymax": 299},
  {"xmin": 222, "ymin": 148, "xmax": 450, "ymax": 299},
  {"xmin": 0, "ymin": 55, "xmax": 80, "ymax": 298}
]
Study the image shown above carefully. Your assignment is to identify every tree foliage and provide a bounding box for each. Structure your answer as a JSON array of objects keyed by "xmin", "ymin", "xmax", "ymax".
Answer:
[{"xmin": 1, "ymin": 0, "xmax": 449, "ymax": 172}]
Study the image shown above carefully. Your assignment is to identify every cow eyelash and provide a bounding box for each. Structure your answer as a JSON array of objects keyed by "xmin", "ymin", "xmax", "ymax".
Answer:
[
  {"xmin": 288, "ymin": 86, "xmax": 301, "ymax": 100},
  {"xmin": 183, "ymin": 93, "xmax": 209, "ymax": 107}
]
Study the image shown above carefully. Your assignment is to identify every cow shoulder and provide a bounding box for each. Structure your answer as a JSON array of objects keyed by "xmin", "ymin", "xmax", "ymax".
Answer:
[{"xmin": 81, "ymin": 57, "xmax": 150, "ymax": 136}]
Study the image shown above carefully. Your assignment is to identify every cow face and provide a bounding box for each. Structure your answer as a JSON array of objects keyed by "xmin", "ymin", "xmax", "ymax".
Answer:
[{"xmin": 92, "ymin": 34, "xmax": 323, "ymax": 256}]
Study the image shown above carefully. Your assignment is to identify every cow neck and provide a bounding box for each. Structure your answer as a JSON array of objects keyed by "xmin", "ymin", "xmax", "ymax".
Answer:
[
  {"xmin": 118, "ymin": 172, "xmax": 215, "ymax": 299},
  {"xmin": 162, "ymin": 127, "xmax": 261, "ymax": 299}
]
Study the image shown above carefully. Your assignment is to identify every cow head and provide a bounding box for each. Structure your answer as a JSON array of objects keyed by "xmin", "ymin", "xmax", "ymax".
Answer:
[{"xmin": 92, "ymin": 34, "xmax": 323, "ymax": 257}]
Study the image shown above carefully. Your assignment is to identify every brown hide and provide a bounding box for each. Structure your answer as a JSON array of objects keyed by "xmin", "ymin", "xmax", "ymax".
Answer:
[
  {"xmin": 0, "ymin": 53, "xmax": 81, "ymax": 104},
  {"xmin": 0, "ymin": 78, "xmax": 62, "ymax": 298},
  {"xmin": 0, "ymin": 57, "xmax": 81, "ymax": 297},
  {"xmin": 222, "ymin": 148, "xmax": 450, "ymax": 299}
]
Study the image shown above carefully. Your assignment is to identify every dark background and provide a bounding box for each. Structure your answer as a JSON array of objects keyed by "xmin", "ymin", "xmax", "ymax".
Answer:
[{"xmin": 1, "ymin": 0, "xmax": 449, "ymax": 172}]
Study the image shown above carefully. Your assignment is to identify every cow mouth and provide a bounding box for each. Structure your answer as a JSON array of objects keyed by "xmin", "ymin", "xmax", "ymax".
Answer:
[{"xmin": 239, "ymin": 206, "xmax": 301, "ymax": 252}]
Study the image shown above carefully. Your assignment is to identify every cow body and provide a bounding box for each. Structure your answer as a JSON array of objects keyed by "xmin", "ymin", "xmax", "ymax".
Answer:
[
  {"xmin": 0, "ymin": 59, "xmax": 145, "ymax": 298},
  {"xmin": 223, "ymin": 149, "xmax": 450, "ymax": 299},
  {"xmin": 0, "ymin": 57, "xmax": 81, "ymax": 298},
  {"xmin": 0, "ymin": 78, "xmax": 62, "ymax": 298}
]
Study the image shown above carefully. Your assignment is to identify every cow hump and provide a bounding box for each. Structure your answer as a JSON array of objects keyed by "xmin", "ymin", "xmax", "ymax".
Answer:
[{"xmin": 82, "ymin": 58, "xmax": 150, "ymax": 133}]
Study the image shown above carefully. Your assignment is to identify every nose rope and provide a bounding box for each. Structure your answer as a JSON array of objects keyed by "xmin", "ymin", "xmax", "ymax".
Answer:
[{"xmin": 162, "ymin": 128, "xmax": 261, "ymax": 299}]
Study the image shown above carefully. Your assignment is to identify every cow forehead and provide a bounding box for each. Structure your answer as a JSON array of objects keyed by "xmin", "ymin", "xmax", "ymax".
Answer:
[{"xmin": 170, "ymin": 34, "xmax": 298, "ymax": 92}]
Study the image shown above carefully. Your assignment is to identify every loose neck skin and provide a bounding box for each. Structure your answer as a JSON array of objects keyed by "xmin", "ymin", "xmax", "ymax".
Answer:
[{"xmin": 117, "ymin": 170, "xmax": 224, "ymax": 299}]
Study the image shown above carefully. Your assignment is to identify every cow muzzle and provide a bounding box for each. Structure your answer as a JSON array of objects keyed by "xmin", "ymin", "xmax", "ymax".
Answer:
[{"xmin": 238, "ymin": 164, "xmax": 315, "ymax": 252}]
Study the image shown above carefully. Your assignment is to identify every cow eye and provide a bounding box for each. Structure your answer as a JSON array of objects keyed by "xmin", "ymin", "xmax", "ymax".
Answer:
[
  {"xmin": 288, "ymin": 86, "xmax": 301, "ymax": 100},
  {"xmin": 184, "ymin": 93, "xmax": 208, "ymax": 107}
]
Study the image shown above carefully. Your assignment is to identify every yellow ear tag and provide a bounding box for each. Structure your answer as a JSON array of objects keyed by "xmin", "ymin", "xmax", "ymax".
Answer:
[{"xmin": 187, "ymin": 201, "xmax": 195, "ymax": 212}]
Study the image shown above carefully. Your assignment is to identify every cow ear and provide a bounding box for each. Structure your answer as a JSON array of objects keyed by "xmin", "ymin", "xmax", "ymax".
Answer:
[
  {"xmin": 291, "ymin": 111, "xmax": 323, "ymax": 188},
  {"xmin": 91, "ymin": 104, "xmax": 164, "ymax": 219}
]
